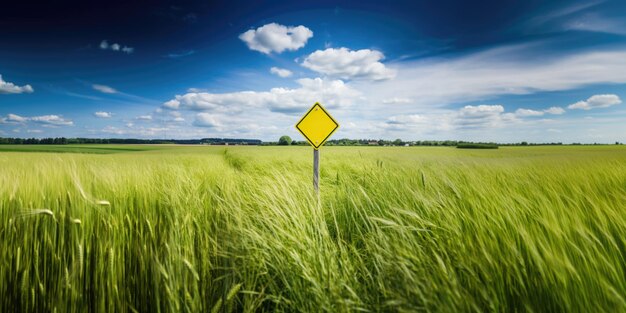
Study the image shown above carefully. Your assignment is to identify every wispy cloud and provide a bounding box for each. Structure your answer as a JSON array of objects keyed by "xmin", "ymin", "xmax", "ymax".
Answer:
[
  {"xmin": 92, "ymin": 84, "xmax": 117, "ymax": 94},
  {"xmin": 30, "ymin": 115, "xmax": 74, "ymax": 126},
  {"xmin": 354, "ymin": 44, "xmax": 626, "ymax": 109},
  {"xmin": 2, "ymin": 114, "xmax": 73, "ymax": 126},
  {"xmin": 166, "ymin": 50, "xmax": 196, "ymax": 59},
  {"xmin": 64, "ymin": 92, "xmax": 103, "ymax": 101},
  {"xmin": 564, "ymin": 13, "xmax": 626, "ymax": 35}
]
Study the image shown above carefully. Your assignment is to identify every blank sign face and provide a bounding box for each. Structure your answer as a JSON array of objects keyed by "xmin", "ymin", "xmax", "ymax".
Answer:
[{"xmin": 296, "ymin": 102, "xmax": 339, "ymax": 149}]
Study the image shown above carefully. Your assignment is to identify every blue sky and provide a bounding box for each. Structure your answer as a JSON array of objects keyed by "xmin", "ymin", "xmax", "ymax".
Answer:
[{"xmin": 1, "ymin": 0, "xmax": 626, "ymax": 143}]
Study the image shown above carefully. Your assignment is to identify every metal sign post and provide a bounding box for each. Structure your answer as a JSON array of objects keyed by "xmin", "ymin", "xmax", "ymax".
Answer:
[
  {"xmin": 313, "ymin": 149, "xmax": 319, "ymax": 192},
  {"xmin": 295, "ymin": 102, "xmax": 339, "ymax": 192}
]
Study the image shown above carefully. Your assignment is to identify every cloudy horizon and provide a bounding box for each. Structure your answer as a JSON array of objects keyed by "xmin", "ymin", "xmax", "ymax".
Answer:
[{"xmin": 1, "ymin": 0, "xmax": 625, "ymax": 143}]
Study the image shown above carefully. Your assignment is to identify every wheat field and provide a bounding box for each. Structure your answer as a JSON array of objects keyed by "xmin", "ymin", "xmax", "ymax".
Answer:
[{"xmin": 1, "ymin": 145, "xmax": 625, "ymax": 312}]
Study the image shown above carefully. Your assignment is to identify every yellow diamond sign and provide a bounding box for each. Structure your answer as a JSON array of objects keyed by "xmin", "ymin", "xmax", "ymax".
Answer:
[{"xmin": 295, "ymin": 102, "xmax": 339, "ymax": 149}]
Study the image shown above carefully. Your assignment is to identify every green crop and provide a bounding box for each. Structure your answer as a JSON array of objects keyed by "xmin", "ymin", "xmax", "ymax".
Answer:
[{"xmin": 1, "ymin": 145, "xmax": 625, "ymax": 312}]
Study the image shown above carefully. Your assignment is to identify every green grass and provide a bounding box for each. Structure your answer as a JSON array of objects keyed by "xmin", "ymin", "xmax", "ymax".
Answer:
[{"xmin": 1, "ymin": 145, "xmax": 626, "ymax": 312}]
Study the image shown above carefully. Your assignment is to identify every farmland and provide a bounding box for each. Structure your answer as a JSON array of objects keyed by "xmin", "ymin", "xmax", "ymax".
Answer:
[{"xmin": 1, "ymin": 145, "xmax": 625, "ymax": 312}]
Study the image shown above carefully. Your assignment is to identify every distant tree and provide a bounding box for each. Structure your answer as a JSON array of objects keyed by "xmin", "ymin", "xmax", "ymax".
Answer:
[
  {"xmin": 278, "ymin": 135, "xmax": 292, "ymax": 146},
  {"xmin": 393, "ymin": 138, "xmax": 403, "ymax": 146},
  {"xmin": 617, "ymin": 141, "xmax": 621, "ymax": 145},
  {"xmin": 521, "ymin": 141, "xmax": 528, "ymax": 146}
]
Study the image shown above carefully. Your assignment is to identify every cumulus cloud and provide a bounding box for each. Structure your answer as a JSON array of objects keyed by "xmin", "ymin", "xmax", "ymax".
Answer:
[
  {"xmin": 193, "ymin": 113, "xmax": 222, "ymax": 128},
  {"xmin": 270, "ymin": 67, "xmax": 293, "ymax": 78},
  {"xmin": 0, "ymin": 75, "xmax": 34, "ymax": 94},
  {"xmin": 30, "ymin": 115, "xmax": 73, "ymax": 126},
  {"xmin": 515, "ymin": 108, "xmax": 544, "ymax": 117},
  {"xmin": 239, "ymin": 23, "xmax": 313, "ymax": 54},
  {"xmin": 544, "ymin": 107, "xmax": 566, "ymax": 115},
  {"xmin": 455, "ymin": 105, "xmax": 517, "ymax": 129},
  {"xmin": 163, "ymin": 77, "xmax": 360, "ymax": 114},
  {"xmin": 137, "ymin": 115, "xmax": 153, "ymax": 121},
  {"xmin": 94, "ymin": 111, "xmax": 112, "ymax": 118},
  {"xmin": 302, "ymin": 48, "xmax": 396, "ymax": 81},
  {"xmin": 100, "ymin": 40, "xmax": 134, "ymax": 54},
  {"xmin": 92, "ymin": 84, "xmax": 117, "ymax": 94},
  {"xmin": 568, "ymin": 94, "xmax": 621, "ymax": 110}
]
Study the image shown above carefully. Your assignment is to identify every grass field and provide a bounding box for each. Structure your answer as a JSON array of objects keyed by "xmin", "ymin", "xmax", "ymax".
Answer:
[{"xmin": 1, "ymin": 145, "xmax": 625, "ymax": 312}]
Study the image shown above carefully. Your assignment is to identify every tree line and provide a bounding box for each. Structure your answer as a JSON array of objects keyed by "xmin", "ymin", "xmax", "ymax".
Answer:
[
  {"xmin": 274, "ymin": 136, "xmax": 580, "ymax": 147},
  {"xmin": 0, "ymin": 137, "xmax": 263, "ymax": 145},
  {"xmin": 0, "ymin": 136, "xmax": 620, "ymax": 146}
]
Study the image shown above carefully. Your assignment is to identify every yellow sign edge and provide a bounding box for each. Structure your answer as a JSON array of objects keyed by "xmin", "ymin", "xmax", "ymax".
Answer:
[{"xmin": 295, "ymin": 102, "xmax": 340, "ymax": 150}]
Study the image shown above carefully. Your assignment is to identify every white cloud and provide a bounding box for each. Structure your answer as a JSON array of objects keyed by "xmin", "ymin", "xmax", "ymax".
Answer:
[
  {"xmin": 544, "ymin": 107, "xmax": 566, "ymax": 115},
  {"xmin": 193, "ymin": 113, "xmax": 222, "ymax": 128},
  {"xmin": 163, "ymin": 77, "xmax": 360, "ymax": 114},
  {"xmin": 7, "ymin": 113, "xmax": 27, "ymax": 123},
  {"xmin": 302, "ymin": 48, "xmax": 396, "ymax": 81},
  {"xmin": 386, "ymin": 114, "xmax": 424, "ymax": 125},
  {"xmin": 568, "ymin": 94, "xmax": 621, "ymax": 110},
  {"xmin": 565, "ymin": 13, "xmax": 626, "ymax": 35},
  {"xmin": 94, "ymin": 111, "xmax": 112, "ymax": 118},
  {"xmin": 270, "ymin": 67, "xmax": 293, "ymax": 78},
  {"xmin": 137, "ymin": 115, "xmax": 153, "ymax": 121},
  {"xmin": 239, "ymin": 23, "xmax": 313, "ymax": 54},
  {"xmin": 353, "ymin": 46, "xmax": 626, "ymax": 109},
  {"xmin": 187, "ymin": 88, "xmax": 207, "ymax": 93},
  {"xmin": 515, "ymin": 108, "xmax": 544, "ymax": 117},
  {"xmin": 163, "ymin": 99, "xmax": 181, "ymax": 109},
  {"xmin": 99, "ymin": 40, "xmax": 134, "ymax": 54},
  {"xmin": 0, "ymin": 75, "xmax": 34, "ymax": 94},
  {"xmin": 0, "ymin": 113, "xmax": 27, "ymax": 124},
  {"xmin": 92, "ymin": 84, "xmax": 117, "ymax": 94},
  {"xmin": 30, "ymin": 115, "xmax": 73, "ymax": 126},
  {"xmin": 1, "ymin": 113, "xmax": 72, "ymax": 126},
  {"xmin": 382, "ymin": 97, "xmax": 411, "ymax": 104},
  {"xmin": 455, "ymin": 105, "xmax": 517, "ymax": 129},
  {"xmin": 26, "ymin": 129, "xmax": 43, "ymax": 134}
]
